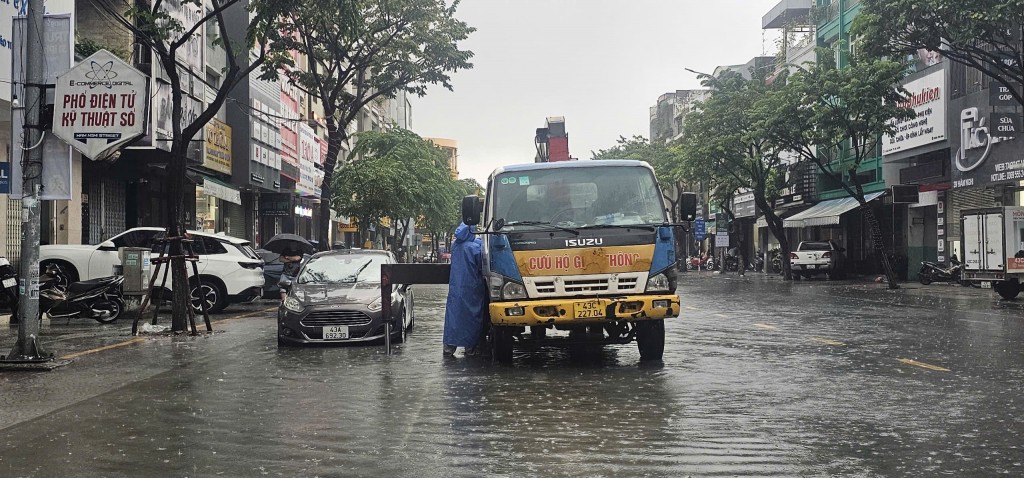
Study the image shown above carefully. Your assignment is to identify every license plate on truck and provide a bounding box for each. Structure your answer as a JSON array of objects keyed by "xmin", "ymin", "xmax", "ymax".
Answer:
[
  {"xmin": 323, "ymin": 326, "xmax": 349, "ymax": 339},
  {"xmin": 982, "ymin": 281, "xmax": 992, "ymax": 289},
  {"xmin": 574, "ymin": 300, "xmax": 603, "ymax": 319}
]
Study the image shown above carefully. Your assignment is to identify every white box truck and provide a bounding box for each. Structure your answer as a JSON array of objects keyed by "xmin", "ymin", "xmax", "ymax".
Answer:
[{"xmin": 961, "ymin": 207, "xmax": 1024, "ymax": 299}]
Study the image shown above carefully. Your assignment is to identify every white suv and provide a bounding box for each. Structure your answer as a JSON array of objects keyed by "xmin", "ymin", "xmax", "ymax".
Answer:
[{"xmin": 40, "ymin": 227, "xmax": 265, "ymax": 313}]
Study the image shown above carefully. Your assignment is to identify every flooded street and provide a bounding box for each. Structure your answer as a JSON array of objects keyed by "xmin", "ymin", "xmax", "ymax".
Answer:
[{"xmin": 2, "ymin": 274, "xmax": 1024, "ymax": 476}]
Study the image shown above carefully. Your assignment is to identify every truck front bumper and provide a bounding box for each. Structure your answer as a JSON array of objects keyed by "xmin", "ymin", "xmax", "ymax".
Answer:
[{"xmin": 489, "ymin": 295, "xmax": 680, "ymax": 326}]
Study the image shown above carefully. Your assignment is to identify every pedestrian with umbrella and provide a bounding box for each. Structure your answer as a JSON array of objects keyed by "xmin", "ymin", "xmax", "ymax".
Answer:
[{"xmin": 263, "ymin": 234, "xmax": 315, "ymax": 300}]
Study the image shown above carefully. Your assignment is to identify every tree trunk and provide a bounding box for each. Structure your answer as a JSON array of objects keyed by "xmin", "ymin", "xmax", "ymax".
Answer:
[
  {"xmin": 316, "ymin": 119, "xmax": 347, "ymax": 251},
  {"xmin": 165, "ymin": 147, "xmax": 191, "ymax": 333},
  {"xmin": 754, "ymin": 193, "xmax": 792, "ymax": 281},
  {"xmin": 863, "ymin": 204, "xmax": 900, "ymax": 289}
]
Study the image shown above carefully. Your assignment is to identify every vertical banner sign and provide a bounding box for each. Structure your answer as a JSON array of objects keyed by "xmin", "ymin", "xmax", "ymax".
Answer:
[
  {"xmin": 9, "ymin": 14, "xmax": 73, "ymax": 200},
  {"xmin": 693, "ymin": 217, "xmax": 706, "ymax": 241},
  {"xmin": 0, "ymin": 162, "xmax": 10, "ymax": 194},
  {"xmin": 51, "ymin": 50, "xmax": 148, "ymax": 160}
]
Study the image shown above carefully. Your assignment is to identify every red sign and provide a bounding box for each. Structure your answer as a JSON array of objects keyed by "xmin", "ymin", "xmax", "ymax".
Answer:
[{"xmin": 1007, "ymin": 258, "xmax": 1024, "ymax": 270}]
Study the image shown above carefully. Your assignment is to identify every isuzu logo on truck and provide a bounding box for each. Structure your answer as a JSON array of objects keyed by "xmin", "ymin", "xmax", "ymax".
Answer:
[{"xmin": 565, "ymin": 238, "xmax": 603, "ymax": 247}]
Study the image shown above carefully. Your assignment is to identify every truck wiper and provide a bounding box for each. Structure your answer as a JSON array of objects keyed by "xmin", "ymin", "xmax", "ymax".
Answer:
[
  {"xmin": 577, "ymin": 223, "xmax": 657, "ymax": 231},
  {"xmin": 501, "ymin": 220, "xmax": 580, "ymax": 236}
]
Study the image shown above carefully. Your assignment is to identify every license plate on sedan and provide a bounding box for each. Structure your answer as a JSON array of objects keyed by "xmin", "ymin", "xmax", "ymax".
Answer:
[
  {"xmin": 323, "ymin": 326, "xmax": 349, "ymax": 340},
  {"xmin": 574, "ymin": 300, "xmax": 603, "ymax": 319}
]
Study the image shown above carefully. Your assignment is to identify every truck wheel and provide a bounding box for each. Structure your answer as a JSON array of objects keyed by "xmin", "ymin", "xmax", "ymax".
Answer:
[
  {"xmin": 635, "ymin": 320, "xmax": 665, "ymax": 362},
  {"xmin": 995, "ymin": 280, "xmax": 1021, "ymax": 300},
  {"xmin": 492, "ymin": 326, "xmax": 514, "ymax": 363}
]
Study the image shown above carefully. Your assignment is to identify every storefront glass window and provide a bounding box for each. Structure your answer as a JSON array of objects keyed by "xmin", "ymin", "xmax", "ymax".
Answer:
[{"xmin": 196, "ymin": 186, "xmax": 220, "ymax": 233}]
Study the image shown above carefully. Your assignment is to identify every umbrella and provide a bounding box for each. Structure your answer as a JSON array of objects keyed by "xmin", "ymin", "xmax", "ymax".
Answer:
[{"xmin": 263, "ymin": 234, "xmax": 315, "ymax": 255}]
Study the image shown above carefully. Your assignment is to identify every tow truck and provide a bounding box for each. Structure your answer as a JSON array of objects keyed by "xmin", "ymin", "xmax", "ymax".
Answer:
[{"xmin": 461, "ymin": 159, "xmax": 696, "ymax": 362}]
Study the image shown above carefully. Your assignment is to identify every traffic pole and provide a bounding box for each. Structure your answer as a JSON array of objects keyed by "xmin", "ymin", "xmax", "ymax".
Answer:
[{"xmin": 2, "ymin": 0, "xmax": 53, "ymax": 364}]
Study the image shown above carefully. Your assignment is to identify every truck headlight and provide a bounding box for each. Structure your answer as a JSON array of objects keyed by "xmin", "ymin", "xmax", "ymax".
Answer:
[
  {"xmin": 501, "ymin": 281, "xmax": 527, "ymax": 300},
  {"xmin": 646, "ymin": 273, "xmax": 671, "ymax": 292},
  {"xmin": 283, "ymin": 296, "xmax": 304, "ymax": 313}
]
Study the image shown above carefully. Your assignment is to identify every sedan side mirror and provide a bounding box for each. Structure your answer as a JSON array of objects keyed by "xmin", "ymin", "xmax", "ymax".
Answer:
[
  {"xmin": 99, "ymin": 240, "xmax": 116, "ymax": 251},
  {"xmin": 280, "ymin": 279, "xmax": 293, "ymax": 293}
]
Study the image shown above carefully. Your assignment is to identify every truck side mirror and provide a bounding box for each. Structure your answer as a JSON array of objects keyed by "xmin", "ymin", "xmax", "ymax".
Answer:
[
  {"xmin": 678, "ymin": 192, "xmax": 697, "ymax": 222},
  {"xmin": 461, "ymin": 195, "xmax": 481, "ymax": 226}
]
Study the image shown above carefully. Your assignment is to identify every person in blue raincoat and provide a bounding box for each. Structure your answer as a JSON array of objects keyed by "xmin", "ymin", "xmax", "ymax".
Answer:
[{"xmin": 443, "ymin": 223, "xmax": 488, "ymax": 356}]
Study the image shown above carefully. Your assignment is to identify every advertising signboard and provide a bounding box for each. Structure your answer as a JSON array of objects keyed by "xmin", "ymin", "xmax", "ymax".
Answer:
[
  {"xmin": 0, "ymin": 162, "xmax": 10, "ymax": 194},
  {"xmin": 204, "ymin": 119, "xmax": 232, "ymax": 174},
  {"xmin": 52, "ymin": 50, "xmax": 148, "ymax": 160},
  {"xmin": 950, "ymin": 89, "xmax": 1024, "ymax": 189},
  {"xmin": 883, "ymin": 71, "xmax": 946, "ymax": 155}
]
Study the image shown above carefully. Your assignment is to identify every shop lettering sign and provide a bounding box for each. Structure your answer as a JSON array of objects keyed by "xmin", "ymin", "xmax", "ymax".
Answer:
[{"xmin": 52, "ymin": 50, "xmax": 148, "ymax": 160}]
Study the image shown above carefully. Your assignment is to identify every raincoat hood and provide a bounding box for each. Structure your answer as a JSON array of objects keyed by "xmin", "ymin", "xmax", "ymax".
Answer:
[{"xmin": 454, "ymin": 223, "xmax": 475, "ymax": 244}]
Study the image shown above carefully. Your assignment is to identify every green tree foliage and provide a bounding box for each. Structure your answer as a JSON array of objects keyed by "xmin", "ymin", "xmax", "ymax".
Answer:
[
  {"xmin": 678, "ymin": 68, "xmax": 795, "ymax": 277},
  {"xmin": 332, "ymin": 129, "xmax": 457, "ymax": 256},
  {"xmin": 854, "ymin": 0, "xmax": 1024, "ymax": 106},
  {"xmin": 767, "ymin": 52, "xmax": 915, "ymax": 288},
  {"xmin": 278, "ymin": 0, "xmax": 475, "ymax": 249},
  {"xmin": 93, "ymin": 0, "xmax": 295, "ymax": 331},
  {"xmin": 422, "ymin": 178, "xmax": 482, "ymax": 254},
  {"xmin": 591, "ymin": 136, "xmax": 688, "ymax": 220}
]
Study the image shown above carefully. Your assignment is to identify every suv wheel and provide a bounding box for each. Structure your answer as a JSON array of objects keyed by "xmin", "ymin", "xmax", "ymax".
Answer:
[{"xmin": 190, "ymin": 281, "xmax": 227, "ymax": 314}]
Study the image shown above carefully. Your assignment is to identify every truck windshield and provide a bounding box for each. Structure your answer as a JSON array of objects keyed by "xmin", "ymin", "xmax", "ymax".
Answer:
[{"xmin": 493, "ymin": 165, "xmax": 666, "ymax": 230}]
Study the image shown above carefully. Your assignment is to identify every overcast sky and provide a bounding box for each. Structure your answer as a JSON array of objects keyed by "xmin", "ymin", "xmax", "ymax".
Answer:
[{"xmin": 413, "ymin": 0, "xmax": 784, "ymax": 184}]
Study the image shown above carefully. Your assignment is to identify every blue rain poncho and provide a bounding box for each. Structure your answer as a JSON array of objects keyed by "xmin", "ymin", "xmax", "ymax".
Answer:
[{"xmin": 443, "ymin": 223, "xmax": 487, "ymax": 348}]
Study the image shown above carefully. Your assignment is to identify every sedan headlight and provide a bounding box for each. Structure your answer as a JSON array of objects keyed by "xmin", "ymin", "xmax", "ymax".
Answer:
[
  {"xmin": 283, "ymin": 296, "xmax": 304, "ymax": 313},
  {"xmin": 367, "ymin": 297, "xmax": 383, "ymax": 311},
  {"xmin": 501, "ymin": 281, "xmax": 527, "ymax": 300},
  {"xmin": 646, "ymin": 273, "xmax": 671, "ymax": 293}
]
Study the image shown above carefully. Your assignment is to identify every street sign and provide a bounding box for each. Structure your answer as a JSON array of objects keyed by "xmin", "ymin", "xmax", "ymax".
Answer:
[
  {"xmin": 52, "ymin": 49, "xmax": 149, "ymax": 160},
  {"xmin": 715, "ymin": 232, "xmax": 730, "ymax": 248},
  {"xmin": 693, "ymin": 217, "xmax": 706, "ymax": 241}
]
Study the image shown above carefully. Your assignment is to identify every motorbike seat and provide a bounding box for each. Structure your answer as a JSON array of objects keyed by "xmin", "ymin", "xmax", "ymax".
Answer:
[{"xmin": 67, "ymin": 276, "xmax": 121, "ymax": 295}]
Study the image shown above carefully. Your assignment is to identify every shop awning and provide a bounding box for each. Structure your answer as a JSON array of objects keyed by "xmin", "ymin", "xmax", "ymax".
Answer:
[
  {"xmin": 202, "ymin": 177, "xmax": 242, "ymax": 205},
  {"xmin": 783, "ymin": 192, "xmax": 885, "ymax": 228}
]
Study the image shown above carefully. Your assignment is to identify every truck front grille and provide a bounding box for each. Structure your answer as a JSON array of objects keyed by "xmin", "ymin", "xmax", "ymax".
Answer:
[
  {"xmin": 526, "ymin": 273, "xmax": 647, "ymax": 297},
  {"xmin": 564, "ymin": 278, "xmax": 610, "ymax": 293}
]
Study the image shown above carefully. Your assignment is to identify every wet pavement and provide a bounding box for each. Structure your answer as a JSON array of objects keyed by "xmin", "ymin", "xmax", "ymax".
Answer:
[{"xmin": 1, "ymin": 273, "xmax": 1023, "ymax": 477}]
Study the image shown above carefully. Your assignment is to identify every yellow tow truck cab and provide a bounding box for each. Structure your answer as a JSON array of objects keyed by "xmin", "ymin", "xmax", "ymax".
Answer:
[{"xmin": 463, "ymin": 160, "xmax": 696, "ymax": 362}]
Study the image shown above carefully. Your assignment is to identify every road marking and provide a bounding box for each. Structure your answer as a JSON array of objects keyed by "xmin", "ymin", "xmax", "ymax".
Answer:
[
  {"xmin": 59, "ymin": 307, "xmax": 275, "ymax": 360},
  {"xmin": 753, "ymin": 323, "xmax": 777, "ymax": 330},
  {"xmin": 713, "ymin": 313, "xmax": 728, "ymax": 319},
  {"xmin": 810, "ymin": 337, "xmax": 846, "ymax": 346},
  {"xmin": 898, "ymin": 358, "xmax": 950, "ymax": 372},
  {"xmin": 684, "ymin": 305, "xmax": 697, "ymax": 310},
  {"xmin": 62, "ymin": 337, "xmax": 146, "ymax": 359}
]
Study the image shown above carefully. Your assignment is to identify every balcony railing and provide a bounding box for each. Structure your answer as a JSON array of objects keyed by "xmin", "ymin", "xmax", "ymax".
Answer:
[{"xmin": 811, "ymin": 1, "xmax": 840, "ymax": 26}]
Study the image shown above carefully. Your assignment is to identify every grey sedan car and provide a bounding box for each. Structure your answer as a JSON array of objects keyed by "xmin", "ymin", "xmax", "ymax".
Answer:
[{"xmin": 277, "ymin": 250, "xmax": 413, "ymax": 346}]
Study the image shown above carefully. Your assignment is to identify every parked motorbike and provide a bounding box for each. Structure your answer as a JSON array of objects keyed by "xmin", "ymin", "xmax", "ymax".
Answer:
[
  {"xmin": 723, "ymin": 254, "xmax": 739, "ymax": 272},
  {"xmin": 918, "ymin": 258, "xmax": 963, "ymax": 286},
  {"xmin": 769, "ymin": 248, "xmax": 783, "ymax": 274},
  {"xmin": 38, "ymin": 264, "xmax": 125, "ymax": 324},
  {"xmin": 1, "ymin": 256, "xmax": 18, "ymax": 321},
  {"xmin": 687, "ymin": 253, "xmax": 713, "ymax": 271},
  {"xmin": 748, "ymin": 250, "xmax": 765, "ymax": 272}
]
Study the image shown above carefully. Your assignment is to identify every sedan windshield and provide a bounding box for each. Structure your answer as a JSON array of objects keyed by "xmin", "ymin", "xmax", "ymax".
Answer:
[
  {"xmin": 297, "ymin": 254, "xmax": 388, "ymax": 284},
  {"xmin": 492, "ymin": 165, "xmax": 666, "ymax": 230}
]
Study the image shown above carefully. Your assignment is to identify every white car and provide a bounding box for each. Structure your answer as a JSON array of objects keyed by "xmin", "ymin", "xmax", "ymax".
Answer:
[{"xmin": 40, "ymin": 227, "xmax": 265, "ymax": 313}]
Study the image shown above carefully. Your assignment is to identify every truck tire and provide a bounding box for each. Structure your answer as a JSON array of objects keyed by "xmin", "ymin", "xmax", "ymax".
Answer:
[
  {"xmin": 995, "ymin": 279, "xmax": 1021, "ymax": 300},
  {"xmin": 492, "ymin": 326, "xmax": 514, "ymax": 363},
  {"xmin": 636, "ymin": 320, "xmax": 665, "ymax": 362}
]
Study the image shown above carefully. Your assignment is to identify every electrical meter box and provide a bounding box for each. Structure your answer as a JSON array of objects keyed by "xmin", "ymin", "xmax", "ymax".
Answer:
[{"xmin": 118, "ymin": 247, "xmax": 152, "ymax": 296}]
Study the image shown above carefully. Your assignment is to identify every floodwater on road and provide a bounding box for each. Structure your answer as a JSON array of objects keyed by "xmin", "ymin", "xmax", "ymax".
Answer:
[{"xmin": 2, "ymin": 274, "xmax": 1023, "ymax": 477}]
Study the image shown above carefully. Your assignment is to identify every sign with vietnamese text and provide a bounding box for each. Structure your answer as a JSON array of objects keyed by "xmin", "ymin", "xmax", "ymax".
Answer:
[
  {"xmin": 204, "ymin": 119, "xmax": 232, "ymax": 174},
  {"xmin": 693, "ymin": 217, "xmax": 706, "ymax": 241},
  {"xmin": 950, "ymin": 91, "xmax": 1023, "ymax": 189},
  {"xmin": 715, "ymin": 232, "xmax": 730, "ymax": 248},
  {"xmin": 0, "ymin": 162, "xmax": 10, "ymax": 194},
  {"xmin": 884, "ymin": 71, "xmax": 946, "ymax": 155},
  {"xmin": 53, "ymin": 50, "xmax": 148, "ymax": 160}
]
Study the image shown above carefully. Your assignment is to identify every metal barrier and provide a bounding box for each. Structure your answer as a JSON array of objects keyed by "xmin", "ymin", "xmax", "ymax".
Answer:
[{"xmin": 380, "ymin": 263, "xmax": 451, "ymax": 354}]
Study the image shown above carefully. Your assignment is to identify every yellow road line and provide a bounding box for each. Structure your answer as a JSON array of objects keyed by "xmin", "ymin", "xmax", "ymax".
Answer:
[
  {"xmin": 62, "ymin": 337, "xmax": 146, "ymax": 359},
  {"xmin": 753, "ymin": 323, "xmax": 777, "ymax": 330},
  {"xmin": 810, "ymin": 337, "xmax": 846, "ymax": 346},
  {"xmin": 898, "ymin": 358, "xmax": 950, "ymax": 372},
  {"xmin": 59, "ymin": 307, "xmax": 274, "ymax": 360}
]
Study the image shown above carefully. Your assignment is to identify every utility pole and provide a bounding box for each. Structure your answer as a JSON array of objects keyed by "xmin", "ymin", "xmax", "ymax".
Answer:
[{"xmin": 3, "ymin": 0, "xmax": 52, "ymax": 363}]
